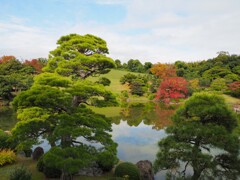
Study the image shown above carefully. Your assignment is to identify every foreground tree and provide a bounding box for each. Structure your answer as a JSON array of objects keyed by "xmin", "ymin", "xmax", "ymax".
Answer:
[
  {"xmin": 11, "ymin": 34, "xmax": 118, "ymax": 179},
  {"xmin": 154, "ymin": 93, "xmax": 240, "ymax": 179}
]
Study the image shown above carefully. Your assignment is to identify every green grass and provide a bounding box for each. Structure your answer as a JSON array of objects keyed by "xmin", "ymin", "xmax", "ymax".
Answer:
[
  {"xmin": 90, "ymin": 106, "xmax": 122, "ymax": 117},
  {"xmin": 222, "ymin": 94, "xmax": 240, "ymax": 105},
  {"xmin": 87, "ymin": 69, "xmax": 145, "ymax": 95},
  {"xmin": 0, "ymin": 156, "xmax": 44, "ymax": 180}
]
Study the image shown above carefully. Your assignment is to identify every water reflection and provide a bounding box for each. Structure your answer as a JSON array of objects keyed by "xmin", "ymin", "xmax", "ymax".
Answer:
[
  {"xmin": 0, "ymin": 102, "xmax": 177, "ymax": 179},
  {"xmin": 112, "ymin": 102, "xmax": 176, "ymax": 130},
  {"xmin": 110, "ymin": 102, "xmax": 177, "ymax": 162},
  {"xmin": 111, "ymin": 120, "xmax": 167, "ymax": 163}
]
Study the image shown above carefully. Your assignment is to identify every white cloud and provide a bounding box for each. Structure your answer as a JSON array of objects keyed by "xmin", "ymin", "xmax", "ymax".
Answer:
[
  {"xmin": 0, "ymin": 18, "xmax": 59, "ymax": 60},
  {"xmin": 1, "ymin": 0, "xmax": 240, "ymax": 63}
]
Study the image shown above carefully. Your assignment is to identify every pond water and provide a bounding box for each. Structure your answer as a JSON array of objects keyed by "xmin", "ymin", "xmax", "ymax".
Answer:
[{"xmin": 0, "ymin": 102, "xmax": 177, "ymax": 179}]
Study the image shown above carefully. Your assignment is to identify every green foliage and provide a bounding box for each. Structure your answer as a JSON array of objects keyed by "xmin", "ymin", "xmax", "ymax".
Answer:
[
  {"xmin": 0, "ymin": 129, "xmax": 11, "ymax": 149},
  {"xmin": 114, "ymin": 162, "xmax": 140, "ymax": 180},
  {"xmin": 0, "ymin": 149, "xmax": 16, "ymax": 166},
  {"xmin": 120, "ymin": 73, "xmax": 148, "ymax": 96},
  {"xmin": 11, "ymin": 34, "xmax": 118, "ymax": 179},
  {"xmin": 114, "ymin": 59, "xmax": 122, "ymax": 69},
  {"xmin": 44, "ymin": 33, "xmax": 115, "ymax": 79},
  {"xmin": 173, "ymin": 92, "xmax": 237, "ymax": 131},
  {"xmin": 130, "ymin": 79, "xmax": 145, "ymax": 96},
  {"xmin": 34, "ymin": 72, "xmax": 72, "ymax": 87},
  {"xmin": 202, "ymin": 66, "xmax": 231, "ymax": 80},
  {"xmin": 0, "ymin": 57, "xmax": 34, "ymax": 101},
  {"xmin": 23, "ymin": 149, "xmax": 32, "ymax": 157},
  {"xmin": 10, "ymin": 165, "xmax": 32, "ymax": 180},
  {"xmin": 120, "ymin": 73, "xmax": 137, "ymax": 85},
  {"xmin": 224, "ymin": 73, "xmax": 240, "ymax": 83},
  {"xmin": 96, "ymin": 77, "xmax": 111, "ymax": 86},
  {"xmin": 174, "ymin": 53, "xmax": 240, "ymax": 94},
  {"xmin": 37, "ymin": 156, "xmax": 61, "ymax": 178},
  {"xmin": 210, "ymin": 78, "xmax": 227, "ymax": 91},
  {"xmin": 43, "ymin": 146, "xmax": 95, "ymax": 176},
  {"xmin": 127, "ymin": 59, "xmax": 144, "ymax": 72},
  {"xmin": 97, "ymin": 151, "xmax": 118, "ymax": 171},
  {"xmin": 36, "ymin": 156, "xmax": 44, "ymax": 172},
  {"xmin": 154, "ymin": 92, "xmax": 240, "ymax": 179}
]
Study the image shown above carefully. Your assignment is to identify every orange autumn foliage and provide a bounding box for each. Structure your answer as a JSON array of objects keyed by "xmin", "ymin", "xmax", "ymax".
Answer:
[
  {"xmin": 150, "ymin": 63, "xmax": 176, "ymax": 79},
  {"xmin": 24, "ymin": 59, "xmax": 43, "ymax": 73},
  {"xmin": 0, "ymin": 56, "xmax": 16, "ymax": 63}
]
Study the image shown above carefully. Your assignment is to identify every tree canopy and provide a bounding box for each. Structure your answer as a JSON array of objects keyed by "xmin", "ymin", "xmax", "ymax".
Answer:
[
  {"xmin": 43, "ymin": 34, "xmax": 115, "ymax": 79},
  {"xmin": 154, "ymin": 92, "xmax": 240, "ymax": 179},
  {"xmin": 11, "ymin": 34, "xmax": 118, "ymax": 179}
]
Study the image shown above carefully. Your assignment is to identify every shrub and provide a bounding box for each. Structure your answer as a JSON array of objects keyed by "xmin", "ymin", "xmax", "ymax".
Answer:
[
  {"xmin": 23, "ymin": 149, "xmax": 32, "ymax": 157},
  {"xmin": 32, "ymin": 146, "xmax": 44, "ymax": 160},
  {"xmin": 36, "ymin": 156, "xmax": 61, "ymax": 178},
  {"xmin": 97, "ymin": 151, "xmax": 117, "ymax": 172},
  {"xmin": 0, "ymin": 149, "xmax": 16, "ymax": 166},
  {"xmin": 96, "ymin": 77, "xmax": 111, "ymax": 86},
  {"xmin": 10, "ymin": 165, "xmax": 32, "ymax": 180},
  {"xmin": 0, "ymin": 129, "xmax": 10, "ymax": 149},
  {"xmin": 114, "ymin": 162, "xmax": 140, "ymax": 180},
  {"xmin": 36, "ymin": 156, "xmax": 44, "ymax": 172}
]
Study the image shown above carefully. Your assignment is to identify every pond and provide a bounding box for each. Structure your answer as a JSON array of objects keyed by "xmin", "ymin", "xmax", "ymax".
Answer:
[{"xmin": 0, "ymin": 102, "xmax": 177, "ymax": 179}]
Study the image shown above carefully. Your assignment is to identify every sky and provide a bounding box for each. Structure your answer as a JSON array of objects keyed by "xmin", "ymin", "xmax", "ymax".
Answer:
[{"xmin": 0, "ymin": 0, "xmax": 240, "ymax": 63}]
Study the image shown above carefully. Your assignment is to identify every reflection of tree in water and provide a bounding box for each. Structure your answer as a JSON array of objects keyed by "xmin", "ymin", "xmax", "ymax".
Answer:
[{"xmin": 111, "ymin": 102, "xmax": 177, "ymax": 129}]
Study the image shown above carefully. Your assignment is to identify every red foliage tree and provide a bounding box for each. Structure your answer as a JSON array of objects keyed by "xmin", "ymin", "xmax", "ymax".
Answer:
[
  {"xmin": 0, "ymin": 56, "xmax": 16, "ymax": 63},
  {"xmin": 228, "ymin": 81, "xmax": 240, "ymax": 97},
  {"xmin": 150, "ymin": 63, "xmax": 176, "ymax": 79},
  {"xmin": 24, "ymin": 59, "xmax": 43, "ymax": 73},
  {"xmin": 156, "ymin": 77, "xmax": 188, "ymax": 103}
]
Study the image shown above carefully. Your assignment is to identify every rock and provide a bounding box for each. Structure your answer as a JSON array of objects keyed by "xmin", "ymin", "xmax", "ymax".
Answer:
[
  {"xmin": 136, "ymin": 160, "xmax": 154, "ymax": 180},
  {"xmin": 32, "ymin": 146, "xmax": 44, "ymax": 160},
  {"xmin": 77, "ymin": 162, "xmax": 103, "ymax": 176}
]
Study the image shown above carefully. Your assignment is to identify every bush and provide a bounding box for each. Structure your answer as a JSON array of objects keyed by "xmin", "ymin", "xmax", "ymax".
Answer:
[
  {"xmin": 97, "ymin": 151, "xmax": 117, "ymax": 172},
  {"xmin": 0, "ymin": 129, "xmax": 10, "ymax": 149},
  {"xmin": 36, "ymin": 156, "xmax": 61, "ymax": 178},
  {"xmin": 0, "ymin": 149, "xmax": 16, "ymax": 166},
  {"xmin": 36, "ymin": 156, "xmax": 44, "ymax": 172},
  {"xmin": 114, "ymin": 162, "xmax": 140, "ymax": 180},
  {"xmin": 32, "ymin": 146, "xmax": 44, "ymax": 160},
  {"xmin": 96, "ymin": 77, "xmax": 111, "ymax": 86},
  {"xmin": 23, "ymin": 149, "xmax": 32, "ymax": 157},
  {"xmin": 10, "ymin": 165, "xmax": 32, "ymax": 180}
]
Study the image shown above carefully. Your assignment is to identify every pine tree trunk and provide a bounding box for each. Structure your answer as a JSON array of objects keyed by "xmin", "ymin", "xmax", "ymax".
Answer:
[{"xmin": 61, "ymin": 171, "xmax": 72, "ymax": 180}]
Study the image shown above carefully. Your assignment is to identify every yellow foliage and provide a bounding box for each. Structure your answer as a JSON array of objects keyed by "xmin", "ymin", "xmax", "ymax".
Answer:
[{"xmin": 0, "ymin": 149, "xmax": 16, "ymax": 166}]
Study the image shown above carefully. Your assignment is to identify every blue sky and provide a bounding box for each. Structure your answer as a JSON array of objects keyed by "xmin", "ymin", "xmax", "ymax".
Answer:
[{"xmin": 0, "ymin": 0, "xmax": 240, "ymax": 63}]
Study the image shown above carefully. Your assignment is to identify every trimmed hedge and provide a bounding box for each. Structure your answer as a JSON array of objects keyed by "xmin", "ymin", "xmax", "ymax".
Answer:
[{"xmin": 114, "ymin": 162, "xmax": 140, "ymax": 180}]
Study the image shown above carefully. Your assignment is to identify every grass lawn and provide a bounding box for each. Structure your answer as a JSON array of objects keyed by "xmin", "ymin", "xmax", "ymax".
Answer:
[
  {"xmin": 222, "ymin": 94, "xmax": 240, "ymax": 105},
  {"xmin": 90, "ymin": 106, "xmax": 122, "ymax": 117},
  {"xmin": 0, "ymin": 156, "xmax": 45, "ymax": 180},
  {"xmin": 87, "ymin": 69, "xmax": 145, "ymax": 95}
]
